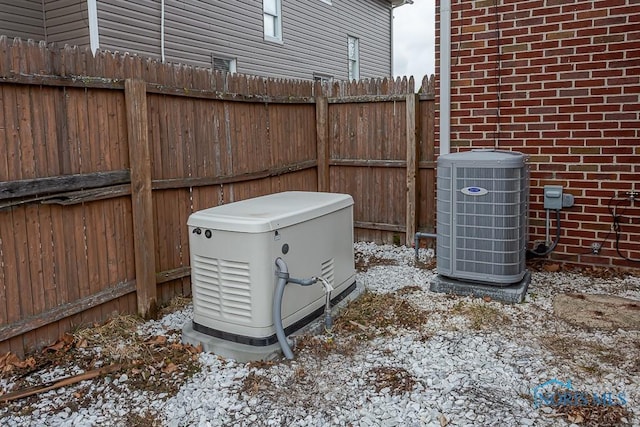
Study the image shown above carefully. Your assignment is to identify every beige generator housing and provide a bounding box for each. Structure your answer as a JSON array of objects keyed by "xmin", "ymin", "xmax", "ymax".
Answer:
[{"xmin": 183, "ymin": 191, "xmax": 357, "ymax": 361}]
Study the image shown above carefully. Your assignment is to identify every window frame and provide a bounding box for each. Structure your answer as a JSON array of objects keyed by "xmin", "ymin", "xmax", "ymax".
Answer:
[
  {"xmin": 263, "ymin": 0, "xmax": 283, "ymax": 43},
  {"xmin": 347, "ymin": 35, "xmax": 360, "ymax": 81},
  {"xmin": 313, "ymin": 72, "xmax": 333, "ymax": 83},
  {"xmin": 211, "ymin": 55, "xmax": 237, "ymax": 74}
]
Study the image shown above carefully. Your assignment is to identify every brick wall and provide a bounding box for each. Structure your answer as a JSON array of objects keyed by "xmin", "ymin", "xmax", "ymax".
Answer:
[{"xmin": 435, "ymin": 0, "xmax": 640, "ymax": 269}]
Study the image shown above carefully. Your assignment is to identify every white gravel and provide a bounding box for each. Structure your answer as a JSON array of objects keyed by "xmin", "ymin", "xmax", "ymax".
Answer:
[{"xmin": 1, "ymin": 242, "xmax": 639, "ymax": 426}]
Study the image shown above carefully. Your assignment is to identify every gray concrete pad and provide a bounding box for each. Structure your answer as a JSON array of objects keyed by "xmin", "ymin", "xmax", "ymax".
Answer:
[
  {"xmin": 182, "ymin": 282, "xmax": 365, "ymax": 362},
  {"xmin": 429, "ymin": 271, "xmax": 531, "ymax": 304}
]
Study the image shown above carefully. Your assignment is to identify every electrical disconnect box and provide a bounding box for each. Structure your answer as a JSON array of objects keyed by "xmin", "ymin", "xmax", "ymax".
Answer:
[
  {"xmin": 543, "ymin": 185, "xmax": 574, "ymax": 209},
  {"xmin": 544, "ymin": 185, "xmax": 563, "ymax": 210}
]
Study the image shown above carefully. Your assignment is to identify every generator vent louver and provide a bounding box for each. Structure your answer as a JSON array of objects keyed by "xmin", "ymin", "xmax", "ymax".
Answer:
[
  {"xmin": 436, "ymin": 150, "xmax": 529, "ymax": 285},
  {"xmin": 193, "ymin": 255, "xmax": 252, "ymax": 321},
  {"xmin": 321, "ymin": 258, "xmax": 335, "ymax": 287}
]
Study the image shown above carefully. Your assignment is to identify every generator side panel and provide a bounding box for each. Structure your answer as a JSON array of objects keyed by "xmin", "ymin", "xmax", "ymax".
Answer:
[
  {"xmin": 276, "ymin": 206, "xmax": 355, "ymax": 325},
  {"xmin": 188, "ymin": 205, "xmax": 355, "ymax": 340},
  {"xmin": 189, "ymin": 228, "xmax": 276, "ymax": 338}
]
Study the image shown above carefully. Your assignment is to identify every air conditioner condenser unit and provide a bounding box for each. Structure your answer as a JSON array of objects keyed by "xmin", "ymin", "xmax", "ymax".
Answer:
[{"xmin": 430, "ymin": 150, "xmax": 531, "ymax": 303}]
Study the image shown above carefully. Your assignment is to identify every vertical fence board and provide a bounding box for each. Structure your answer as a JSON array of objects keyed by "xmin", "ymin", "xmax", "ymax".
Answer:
[
  {"xmin": 125, "ymin": 79, "xmax": 157, "ymax": 318},
  {"xmin": 316, "ymin": 96, "xmax": 329, "ymax": 192},
  {"xmin": 418, "ymin": 95, "xmax": 436, "ymax": 236},
  {"xmin": 405, "ymin": 94, "xmax": 419, "ymax": 246}
]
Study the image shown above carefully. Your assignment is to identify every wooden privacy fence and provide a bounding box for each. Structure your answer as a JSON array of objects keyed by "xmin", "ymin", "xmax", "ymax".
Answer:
[{"xmin": 0, "ymin": 37, "xmax": 435, "ymax": 356}]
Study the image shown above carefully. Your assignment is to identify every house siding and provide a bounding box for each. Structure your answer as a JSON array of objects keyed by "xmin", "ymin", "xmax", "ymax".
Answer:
[
  {"xmin": 96, "ymin": 0, "xmax": 392, "ymax": 80},
  {"xmin": 0, "ymin": 0, "xmax": 45, "ymax": 42},
  {"xmin": 436, "ymin": 0, "xmax": 640, "ymax": 269},
  {"xmin": 43, "ymin": 0, "xmax": 91, "ymax": 48},
  {"xmin": 96, "ymin": 0, "xmax": 161, "ymax": 58}
]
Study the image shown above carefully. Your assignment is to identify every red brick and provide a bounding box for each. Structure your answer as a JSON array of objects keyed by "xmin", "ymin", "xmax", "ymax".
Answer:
[
  {"xmin": 601, "ymin": 164, "xmax": 633, "ymax": 171},
  {"xmin": 602, "ymin": 147, "xmax": 640, "ymax": 155},
  {"xmin": 607, "ymin": 77, "xmax": 640, "ymax": 86},
  {"xmin": 577, "ymin": 10, "xmax": 607, "ymax": 20},
  {"xmin": 591, "ymin": 87, "xmax": 623, "ymax": 96}
]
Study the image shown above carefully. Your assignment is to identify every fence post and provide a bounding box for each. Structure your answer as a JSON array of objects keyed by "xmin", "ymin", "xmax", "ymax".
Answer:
[
  {"xmin": 125, "ymin": 78, "xmax": 157, "ymax": 318},
  {"xmin": 316, "ymin": 95, "xmax": 330, "ymax": 192},
  {"xmin": 406, "ymin": 93, "xmax": 420, "ymax": 247}
]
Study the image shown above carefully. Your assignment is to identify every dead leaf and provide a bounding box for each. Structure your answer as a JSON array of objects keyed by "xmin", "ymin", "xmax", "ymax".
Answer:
[
  {"xmin": 146, "ymin": 336, "xmax": 167, "ymax": 346},
  {"xmin": 483, "ymin": 296, "xmax": 492, "ymax": 303},
  {"xmin": 348, "ymin": 320, "xmax": 368, "ymax": 331},
  {"xmin": 567, "ymin": 412, "xmax": 584, "ymax": 423},
  {"xmin": 543, "ymin": 263, "xmax": 561, "ymax": 272},
  {"xmin": 76, "ymin": 339, "xmax": 88, "ymax": 348},
  {"xmin": 0, "ymin": 353, "xmax": 19, "ymax": 373},
  {"xmin": 43, "ymin": 333, "xmax": 75, "ymax": 353},
  {"xmin": 20, "ymin": 357, "xmax": 36, "ymax": 370},
  {"xmin": 0, "ymin": 353, "xmax": 36, "ymax": 373},
  {"xmin": 185, "ymin": 344, "xmax": 202, "ymax": 354},
  {"xmin": 438, "ymin": 413, "xmax": 449, "ymax": 426},
  {"xmin": 43, "ymin": 340, "xmax": 66, "ymax": 353},
  {"xmin": 161, "ymin": 363, "xmax": 178, "ymax": 374}
]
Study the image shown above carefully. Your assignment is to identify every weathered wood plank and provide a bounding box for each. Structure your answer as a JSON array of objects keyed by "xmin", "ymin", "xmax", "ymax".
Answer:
[
  {"xmin": 146, "ymin": 83, "xmax": 314, "ymax": 104},
  {"xmin": 354, "ymin": 221, "xmax": 406, "ymax": 233},
  {"xmin": 125, "ymin": 78, "xmax": 157, "ymax": 318},
  {"xmin": 330, "ymin": 159, "xmax": 407, "ymax": 168},
  {"xmin": 152, "ymin": 159, "xmax": 317, "ymax": 190},
  {"xmin": 327, "ymin": 159, "xmax": 436, "ymax": 169},
  {"xmin": 0, "ymin": 73, "xmax": 125, "ymax": 90},
  {"xmin": 156, "ymin": 266, "xmax": 191, "ymax": 285},
  {"xmin": 316, "ymin": 96, "xmax": 330, "ymax": 192},
  {"xmin": 0, "ymin": 184, "xmax": 130, "ymax": 209},
  {"xmin": 327, "ymin": 93, "xmax": 410, "ymax": 104},
  {"xmin": 0, "ymin": 74, "xmax": 319, "ymax": 105},
  {"xmin": 406, "ymin": 94, "xmax": 419, "ymax": 247},
  {"xmin": 0, "ymin": 170, "xmax": 130, "ymax": 200},
  {"xmin": 0, "ymin": 280, "xmax": 136, "ymax": 342}
]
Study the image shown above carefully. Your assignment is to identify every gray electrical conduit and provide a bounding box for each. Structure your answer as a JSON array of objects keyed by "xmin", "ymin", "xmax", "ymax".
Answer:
[
  {"xmin": 414, "ymin": 232, "xmax": 437, "ymax": 258},
  {"xmin": 273, "ymin": 257, "xmax": 333, "ymax": 360}
]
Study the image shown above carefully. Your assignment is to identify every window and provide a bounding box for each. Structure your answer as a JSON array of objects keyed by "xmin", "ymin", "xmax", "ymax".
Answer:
[
  {"xmin": 212, "ymin": 56, "xmax": 237, "ymax": 74},
  {"xmin": 263, "ymin": 0, "xmax": 282, "ymax": 42},
  {"xmin": 313, "ymin": 72, "xmax": 333, "ymax": 83},
  {"xmin": 348, "ymin": 36, "xmax": 360, "ymax": 81}
]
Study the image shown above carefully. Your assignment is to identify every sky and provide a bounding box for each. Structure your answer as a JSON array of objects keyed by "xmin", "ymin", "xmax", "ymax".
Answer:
[{"xmin": 393, "ymin": 0, "xmax": 436, "ymax": 80}]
